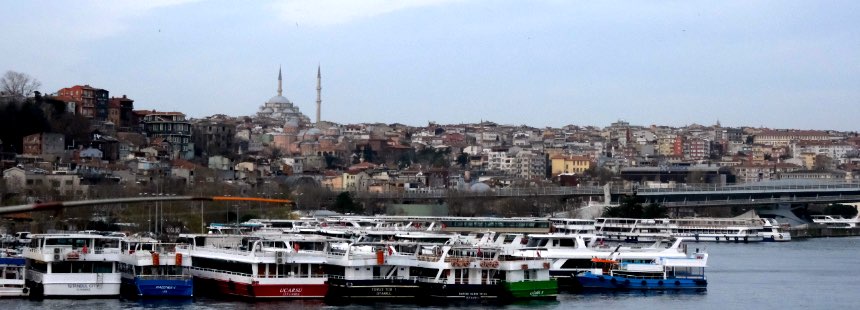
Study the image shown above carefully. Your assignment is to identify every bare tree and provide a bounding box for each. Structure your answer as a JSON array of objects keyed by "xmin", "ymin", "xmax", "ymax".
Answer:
[{"xmin": 1, "ymin": 70, "xmax": 41, "ymax": 99}]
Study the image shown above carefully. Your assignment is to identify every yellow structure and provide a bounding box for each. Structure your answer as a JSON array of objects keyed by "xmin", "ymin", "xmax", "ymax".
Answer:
[{"xmin": 550, "ymin": 155, "xmax": 591, "ymax": 176}]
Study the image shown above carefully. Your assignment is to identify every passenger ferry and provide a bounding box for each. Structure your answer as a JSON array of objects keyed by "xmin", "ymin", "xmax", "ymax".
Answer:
[
  {"xmin": 577, "ymin": 251, "xmax": 708, "ymax": 290},
  {"xmin": 549, "ymin": 218, "xmax": 596, "ymax": 234},
  {"xmin": 179, "ymin": 234, "xmax": 330, "ymax": 299},
  {"xmin": 811, "ymin": 213, "xmax": 860, "ymax": 228},
  {"xmin": 118, "ymin": 238, "xmax": 193, "ymax": 298},
  {"xmin": 758, "ymin": 218, "xmax": 791, "ymax": 241},
  {"xmin": 595, "ymin": 218, "xmax": 768, "ymax": 243},
  {"xmin": 0, "ymin": 256, "xmax": 27, "ymax": 297},
  {"xmin": 24, "ymin": 234, "xmax": 123, "ymax": 298},
  {"xmin": 324, "ymin": 242, "xmax": 422, "ymax": 303},
  {"xmin": 514, "ymin": 234, "xmax": 690, "ymax": 290},
  {"xmin": 411, "ymin": 245, "xmax": 557, "ymax": 303},
  {"xmin": 332, "ymin": 216, "xmax": 552, "ymax": 234}
]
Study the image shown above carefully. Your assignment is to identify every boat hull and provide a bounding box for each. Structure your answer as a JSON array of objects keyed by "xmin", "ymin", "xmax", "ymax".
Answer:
[
  {"xmin": 193, "ymin": 277, "xmax": 328, "ymax": 299},
  {"xmin": 503, "ymin": 279, "xmax": 558, "ymax": 300},
  {"xmin": 26, "ymin": 272, "xmax": 121, "ymax": 298},
  {"xmin": 121, "ymin": 277, "xmax": 194, "ymax": 298},
  {"xmin": 420, "ymin": 282, "xmax": 506, "ymax": 303},
  {"xmin": 577, "ymin": 273, "xmax": 707, "ymax": 290},
  {"xmin": 325, "ymin": 278, "xmax": 422, "ymax": 302}
]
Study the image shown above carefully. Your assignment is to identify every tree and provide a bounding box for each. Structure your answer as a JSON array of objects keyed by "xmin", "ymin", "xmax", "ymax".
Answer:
[
  {"xmin": 332, "ymin": 192, "xmax": 361, "ymax": 214},
  {"xmin": 455, "ymin": 152, "xmax": 468, "ymax": 168},
  {"xmin": 643, "ymin": 203, "xmax": 668, "ymax": 218},
  {"xmin": 1, "ymin": 71, "xmax": 41, "ymax": 99},
  {"xmin": 602, "ymin": 196, "xmax": 666, "ymax": 219},
  {"xmin": 823, "ymin": 203, "xmax": 858, "ymax": 219}
]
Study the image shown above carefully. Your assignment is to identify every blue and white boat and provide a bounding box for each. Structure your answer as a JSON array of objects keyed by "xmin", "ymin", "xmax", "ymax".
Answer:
[
  {"xmin": 0, "ymin": 256, "xmax": 28, "ymax": 297},
  {"xmin": 118, "ymin": 238, "xmax": 193, "ymax": 298},
  {"xmin": 577, "ymin": 251, "xmax": 708, "ymax": 290}
]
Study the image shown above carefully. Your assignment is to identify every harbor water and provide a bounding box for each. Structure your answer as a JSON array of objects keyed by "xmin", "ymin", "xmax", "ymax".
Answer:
[{"xmin": 5, "ymin": 237, "xmax": 859, "ymax": 309}]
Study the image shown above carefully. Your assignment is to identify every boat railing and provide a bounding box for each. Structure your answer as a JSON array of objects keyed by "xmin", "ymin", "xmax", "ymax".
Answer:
[
  {"xmin": 186, "ymin": 266, "xmax": 253, "ymax": 277},
  {"xmin": 409, "ymin": 276, "xmax": 501, "ymax": 285},
  {"xmin": 136, "ymin": 274, "xmax": 192, "ymax": 281},
  {"xmin": 327, "ymin": 275, "xmax": 417, "ymax": 281},
  {"xmin": 417, "ymin": 255, "xmax": 441, "ymax": 262},
  {"xmin": 188, "ymin": 266, "xmax": 327, "ymax": 279}
]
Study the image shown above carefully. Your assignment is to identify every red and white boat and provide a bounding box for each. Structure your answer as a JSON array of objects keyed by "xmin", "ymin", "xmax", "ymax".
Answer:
[{"xmin": 178, "ymin": 234, "xmax": 331, "ymax": 299}]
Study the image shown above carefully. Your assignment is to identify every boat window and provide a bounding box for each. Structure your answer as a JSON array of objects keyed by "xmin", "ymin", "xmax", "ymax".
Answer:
[
  {"xmin": 29, "ymin": 261, "xmax": 48, "ymax": 273},
  {"xmin": 558, "ymin": 238, "xmax": 576, "ymax": 247},
  {"xmin": 560, "ymin": 259, "xmax": 592, "ymax": 269}
]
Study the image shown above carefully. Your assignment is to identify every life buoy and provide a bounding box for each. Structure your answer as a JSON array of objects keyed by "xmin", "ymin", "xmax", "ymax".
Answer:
[
  {"xmin": 491, "ymin": 261, "xmax": 499, "ymax": 268},
  {"xmin": 658, "ymin": 280, "xmax": 664, "ymax": 286},
  {"xmin": 674, "ymin": 280, "xmax": 681, "ymax": 286},
  {"xmin": 543, "ymin": 262, "xmax": 551, "ymax": 269},
  {"xmin": 641, "ymin": 280, "xmax": 647, "ymax": 286}
]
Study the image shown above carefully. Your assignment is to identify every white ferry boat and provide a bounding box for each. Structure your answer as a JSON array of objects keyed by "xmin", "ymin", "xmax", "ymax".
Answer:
[
  {"xmin": 178, "ymin": 234, "xmax": 331, "ymax": 299},
  {"xmin": 811, "ymin": 213, "xmax": 860, "ymax": 228},
  {"xmin": 24, "ymin": 234, "xmax": 123, "ymax": 298},
  {"xmin": 514, "ymin": 234, "xmax": 690, "ymax": 290},
  {"xmin": 595, "ymin": 218, "xmax": 768, "ymax": 243},
  {"xmin": 549, "ymin": 218, "xmax": 597, "ymax": 234},
  {"xmin": 758, "ymin": 218, "xmax": 791, "ymax": 241}
]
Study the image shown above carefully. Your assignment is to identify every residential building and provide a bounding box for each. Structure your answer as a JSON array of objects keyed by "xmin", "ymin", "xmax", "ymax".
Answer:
[
  {"xmin": 57, "ymin": 85, "xmax": 109, "ymax": 120},
  {"xmin": 22, "ymin": 133, "xmax": 65, "ymax": 160},
  {"xmin": 139, "ymin": 111, "xmax": 193, "ymax": 159},
  {"xmin": 550, "ymin": 155, "xmax": 591, "ymax": 176}
]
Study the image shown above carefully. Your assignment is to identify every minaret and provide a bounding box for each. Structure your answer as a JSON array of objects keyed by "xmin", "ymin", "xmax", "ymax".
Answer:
[
  {"xmin": 315, "ymin": 65, "xmax": 322, "ymax": 124},
  {"xmin": 277, "ymin": 66, "xmax": 283, "ymax": 97}
]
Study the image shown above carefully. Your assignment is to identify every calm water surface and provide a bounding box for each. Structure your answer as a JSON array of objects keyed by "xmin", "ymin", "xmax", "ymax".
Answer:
[{"xmin": 6, "ymin": 237, "xmax": 859, "ymax": 309}]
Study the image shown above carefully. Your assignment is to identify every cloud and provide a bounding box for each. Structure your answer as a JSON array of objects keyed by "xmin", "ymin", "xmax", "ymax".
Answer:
[{"xmin": 270, "ymin": 0, "xmax": 462, "ymax": 26}]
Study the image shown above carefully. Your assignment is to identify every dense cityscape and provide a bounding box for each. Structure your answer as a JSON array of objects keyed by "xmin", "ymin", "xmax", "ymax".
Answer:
[
  {"xmin": 2, "ymin": 68, "xmax": 859, "ymax": 235},
  {"xmin": 3, "ymin": 1, "xmax": 860, "ymax": 308}
]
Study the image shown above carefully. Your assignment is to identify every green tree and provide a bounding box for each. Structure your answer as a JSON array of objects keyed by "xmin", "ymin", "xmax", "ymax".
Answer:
[
  {"xmin": 332, "ymin": 192, "xmax": 361, "ymax": 214},
  {"xmin": 823, "ymin": 203, "xmax": 858, "ymax": 218},
  {"xmin": 602, "ymin": 196, "xmax": 666, "ymax": 219},
  {"xmin": 643, "ymin": 203, "xmax": 668, "ymax": 218},
  {"xmin": 455, "ymin": 152, "xmax": 468, "ymax": 168}
]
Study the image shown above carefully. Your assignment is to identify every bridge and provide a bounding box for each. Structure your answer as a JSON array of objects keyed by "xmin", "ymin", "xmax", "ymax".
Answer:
[
  {"xmin": 350, "ymin": 180, "xmax": 860, "ymax": 208},
  {"xmin": 2, "ymin": 180, "xmax": 858, "ymax": 216}
]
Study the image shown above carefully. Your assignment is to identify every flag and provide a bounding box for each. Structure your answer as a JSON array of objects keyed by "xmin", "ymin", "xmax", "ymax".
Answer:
[
  {"xmin": 477, "ymin": 247, "xmax": 482, "ymax": 256},
  {"xmin": 388, "ymin": 246, "xmax": 394, "ymax": 255},
  {"xmin": 537, "ymin": 250, "xmax": 542, "ymax": 258}
]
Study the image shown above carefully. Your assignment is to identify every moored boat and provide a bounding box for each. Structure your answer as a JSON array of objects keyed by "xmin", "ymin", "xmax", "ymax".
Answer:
[
  {"xmin": 324, "ymin": 242, "xmax": 422, "ymax": 303},
  {"xmin": 0, "ymin": 257, "xmax": 28, "ymax": 297},
  {"xmin": 412, "ymin": 245, "xmax": 557, "ymax": 304},
  {"xmin": 180, "ymin": 234, "xmax": 330, "ymax": 299},
  {"xmin": 24, "ymin": 233, "xmax": 123, "ymax": 298},
  {"xmin": 118, "ymin": 238, "xmax": 193, "ymax": 298},
  {"xmin": 577, "ymin": 251, "xmax": 708, "ymax": 290}
]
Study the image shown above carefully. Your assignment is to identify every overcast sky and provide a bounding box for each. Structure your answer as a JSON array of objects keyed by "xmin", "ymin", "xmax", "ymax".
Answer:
[{"xmin": 1, "ymin": 0, "xmax": 858, "ymax": 130}]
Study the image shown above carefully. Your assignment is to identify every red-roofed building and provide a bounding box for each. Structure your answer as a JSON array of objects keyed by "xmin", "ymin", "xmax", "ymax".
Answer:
[{"xmin": 57, "ymin": 85, "xmax": 109, "ymax": 120}]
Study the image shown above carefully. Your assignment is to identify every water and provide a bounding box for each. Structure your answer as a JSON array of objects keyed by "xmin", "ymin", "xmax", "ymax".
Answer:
[{"xmin": 5, "ymin": 237, "xmax": 860, "ymax": 309}]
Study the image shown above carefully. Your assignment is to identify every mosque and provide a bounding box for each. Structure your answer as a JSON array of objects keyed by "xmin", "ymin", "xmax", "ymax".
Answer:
[
  {"xmin": 256, "ymin": 67, "xmax": 312, "ymax": 127},
  {"xmin": 256, "ymin": 66, "xmax": 350, "ymax": 160}
]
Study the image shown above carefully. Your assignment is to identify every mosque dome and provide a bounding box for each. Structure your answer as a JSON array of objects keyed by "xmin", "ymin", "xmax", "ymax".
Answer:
[
  {"xmin": 470, "ymin": 183, "xmax": 491, "ymax": 192},
  {"xmin": 267, "ymin": 95, "xmax": 291, "ymax": 105}
]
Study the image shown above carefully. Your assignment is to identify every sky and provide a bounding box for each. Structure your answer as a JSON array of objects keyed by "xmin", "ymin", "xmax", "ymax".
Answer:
[{"xmin": 1, "ymin": 0, "xmax": 859, "ymax": 130}]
